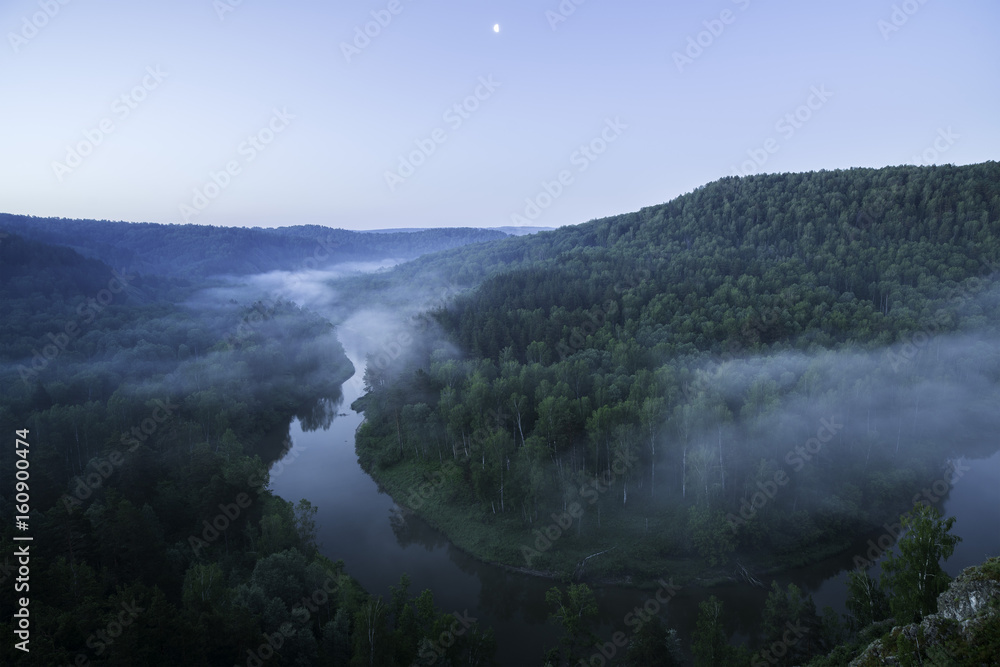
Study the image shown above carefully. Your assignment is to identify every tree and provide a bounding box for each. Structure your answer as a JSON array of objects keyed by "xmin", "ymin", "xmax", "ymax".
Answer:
[
  {"xmin": 692, "ymin": 596, "xmax": 730, "ymax": 667},
  {"xmin": 880, "ymin": 503, "xmax": 961, "ymax": 623},
  {"xmin": 294, "ymin": 498, "xmax": 319, "ymax": 555},
  {"xmin": 639, "ymin": 396, "xmax": 665, "ymax": 497},
  {"xmin": 544, "ymin": 583, "xmax": 598, "ymax": 664},
  {"xmin": 845, "ymin": 568, "xmax": 889, "ymax": 630},
  {"xmin": 687, "ymin": 504, "xmax": 735, "ymax": 566},
  {"xmin": 760, "ymin": 581, "xmax": 822, "ymax": 667},
  {"xmin": 353, "ymin": 596, "xmax": 388, "ymax": 667},
  {"xmin": 625, "ymin": 616, "xmax": 683, "ymax": 666},
  {"xmin": 323, "ymin": 608, "xmax": 352, "ymax": 665}
]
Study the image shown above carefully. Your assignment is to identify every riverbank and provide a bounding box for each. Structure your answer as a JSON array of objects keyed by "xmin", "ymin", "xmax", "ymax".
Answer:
[{"xmin": 360, "ymin": 455, "xmax": 862, "ymax": 591}]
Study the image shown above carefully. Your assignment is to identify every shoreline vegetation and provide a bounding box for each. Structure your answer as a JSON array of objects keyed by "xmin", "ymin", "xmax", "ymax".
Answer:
[
  {"xmin": 362, "ymin": 455, "xmax": 865, "ymax": 588},
  {"xmin": 3, "ymin": 162, "xmax": 998, "ymax": 665},
  {"xmin": 351, "ymin": 163, "xmax": 1000, "ymax": 598},
  {"xmin": 356, "ymin": 437, "xmax": 951, "ymax": 590},
  {"xmin": 0, "ymin": 230, "xmax": 502, "ymax": 666}
]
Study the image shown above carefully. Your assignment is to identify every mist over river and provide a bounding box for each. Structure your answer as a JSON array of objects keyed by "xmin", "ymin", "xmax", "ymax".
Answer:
[{"xmin": 264, "ymin": 325, "xmax": 1000, "ymax": 665}]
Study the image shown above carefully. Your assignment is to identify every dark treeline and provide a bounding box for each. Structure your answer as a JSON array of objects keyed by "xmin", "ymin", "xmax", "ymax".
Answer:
[
  {"xmin": 355, "ymin": 163, "xmax": 1000, "ymax": 583},
  {"xmin": 0, "ymin": 233, "xmax": 497, "ymax": 666},
  {"xmin": 0, "ymin": 213, "xmax": 507, "ymax": 279},
  {"xmin": 539, "ymin": 512, "xmax": 999, "ymax": 666},
  {"xmin": 350, "ymin": 162, "xmax": 1000, "ymax": 664}
]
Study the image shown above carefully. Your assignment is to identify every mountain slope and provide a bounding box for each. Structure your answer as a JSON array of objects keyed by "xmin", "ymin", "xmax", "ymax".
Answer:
[
  {"xmin": 0, "ymin": 213, "xmax": 507, "ymax": 279},
  {"xmin": 354, "ymin": 162, "xmax": 1000, "ymax": 591}
]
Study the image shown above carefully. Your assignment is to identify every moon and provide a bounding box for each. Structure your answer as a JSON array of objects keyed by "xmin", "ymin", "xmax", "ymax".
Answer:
[{"xmin": 493, "ymin": 24, "xmax": 500, "ymax": 33}]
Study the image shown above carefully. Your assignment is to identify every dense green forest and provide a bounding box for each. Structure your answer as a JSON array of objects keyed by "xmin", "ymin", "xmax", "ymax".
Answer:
[
  {"xmin": 3, "ymin": 162, "xmax": 998, "ymax": 665},
  {"xmin": 538, "ymin": 507, "xmax": 999, "ymax": 666},
  {"xmin": 0, "ymin": 232, "xmax": 497, "ymax": 666},
  {"xmin": 0, "ymin": 213, "xmax": 506, "ymax": 279},
  {"xmin": 354, "ymin": 162, "xmax": 1000, "ymax": 585}
]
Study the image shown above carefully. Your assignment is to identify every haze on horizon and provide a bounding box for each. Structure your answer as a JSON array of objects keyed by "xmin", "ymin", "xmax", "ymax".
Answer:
[{"xmin": 2, "ymin": 0, "xmax": 998, "ymax": 230}]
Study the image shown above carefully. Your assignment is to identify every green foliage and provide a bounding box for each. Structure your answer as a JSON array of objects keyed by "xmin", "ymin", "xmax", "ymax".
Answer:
[
  {"xmin": 0, "ymin": 213, "xmax": 507, "ymax": 280},
  {"xmin": 692, "ymin": 595, "xmax": 728, "ymax": 667},
  {"xmin": 880, "ymin": 504, "xmax": 961, "ymax": 623},
  {"xmin": 846, "ymin": 569, "xmax": 890, "ymax": 629},
  {"xmin": 353, "ymin": 162, "xmax": 1000, "ymax": 583},
  {"xmin": 759, "ymin": 581, "xmax": 823, "ymax": 666},
  {"xmin": 4, "ymin": 162, "xmax": 1000, "ymax": 667},
  {"xmin": 624, "ymin": 616, "xmax": 684, "ymax": 666},
  {"xmin": 687, "ymin": 504, "xmax": 735, "ymax": 566},
  {"xmin": 544, "ymin": 583, "xmax": 599, "ymax": 664},
  {"xmin": 0, "ymin": 233, "xmax": 495, "ymax": 666}
]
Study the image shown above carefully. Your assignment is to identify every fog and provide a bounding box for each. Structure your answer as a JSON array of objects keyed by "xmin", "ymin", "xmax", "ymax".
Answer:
[{"xmin": 660, "ymin": 331, "xmax": 1000, "ymax": 520}]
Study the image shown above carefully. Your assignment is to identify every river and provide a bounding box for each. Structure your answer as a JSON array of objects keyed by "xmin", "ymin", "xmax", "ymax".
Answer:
[{"xmin": 267, "ymin": 326, "xmax": 1000, "ymax": 665}]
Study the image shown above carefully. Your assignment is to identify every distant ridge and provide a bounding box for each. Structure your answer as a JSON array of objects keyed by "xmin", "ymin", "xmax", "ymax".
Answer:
[
  {"xmin": 364, "ymin": 226, "xmax": 553, "ymax": 236},
  {"xmin": 0, "ymin": 214, "xmax": 507, "ymax": 280}
]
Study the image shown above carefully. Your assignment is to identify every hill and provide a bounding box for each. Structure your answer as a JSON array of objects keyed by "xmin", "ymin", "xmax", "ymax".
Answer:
[
  {"xmin": 0, "ymin": 213, "xmax": 507, "ymax": 279},
  {"xmin": 0, "ymin": 232, "xmax": 499, "ymax": 666},
  {"xmin": 353, "ymin": 162, "xmax": 1000, "ymax": 587}
]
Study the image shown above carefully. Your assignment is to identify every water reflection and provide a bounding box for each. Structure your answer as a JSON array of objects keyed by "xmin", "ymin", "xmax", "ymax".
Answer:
[
  {"xmin": 295, "ymin": 390, "xmax": 344, "ymax": 431},
  {"xmin": 265, "ymin": 339, "xmax": 1000, "ymax": 664}
]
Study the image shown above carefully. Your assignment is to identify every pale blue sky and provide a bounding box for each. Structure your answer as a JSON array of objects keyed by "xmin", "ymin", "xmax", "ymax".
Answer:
[{"xmin": 2, "ymin": 0, "xmax": 997, "ymax": 230}]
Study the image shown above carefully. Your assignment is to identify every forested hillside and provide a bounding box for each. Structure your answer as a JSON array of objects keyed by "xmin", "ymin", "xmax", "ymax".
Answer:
[
  {"xmin": 0, "ymin": 233, "xmax": 497, "ymax": 666},
  {"xmin": 0, "ymin": 213, "xmax": 506, "ymax": 279},
  {"xmin": 355, "ymin": 163, "xmax": 1000, "ymax": 587}
]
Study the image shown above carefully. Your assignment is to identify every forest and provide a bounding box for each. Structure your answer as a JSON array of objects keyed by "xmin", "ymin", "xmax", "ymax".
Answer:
[
  {"xmin": 2, "ymin": 162, "xmax": 999, "ymax": 665},
  {"xmin": 0, "ymin": 213, "xmax": 506, "ymax": 280},
  {"xmin": 0, "ymin": 231, "xmax": 499, "ymax": 666},
  {"xmin": 351, "ymin": 163, "xmax": 1000, "ymax": 661}
]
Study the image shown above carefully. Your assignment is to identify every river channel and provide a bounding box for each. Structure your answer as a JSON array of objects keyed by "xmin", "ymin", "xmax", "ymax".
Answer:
[{"xmin": 267, "ymin": 325, "xmax": 1000, "ymax": 665}]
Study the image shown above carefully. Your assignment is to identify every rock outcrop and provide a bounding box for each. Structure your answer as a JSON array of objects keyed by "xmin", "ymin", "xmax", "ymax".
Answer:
[{"xmin": 849, "ymin": 557, "xmax": 1000, "ymax": 666}]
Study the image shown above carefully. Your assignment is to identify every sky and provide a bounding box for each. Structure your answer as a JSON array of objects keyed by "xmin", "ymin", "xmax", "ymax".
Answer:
[{"xmin": 1, "ymin": 0, "xmax": 998, "ymax": 231}]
